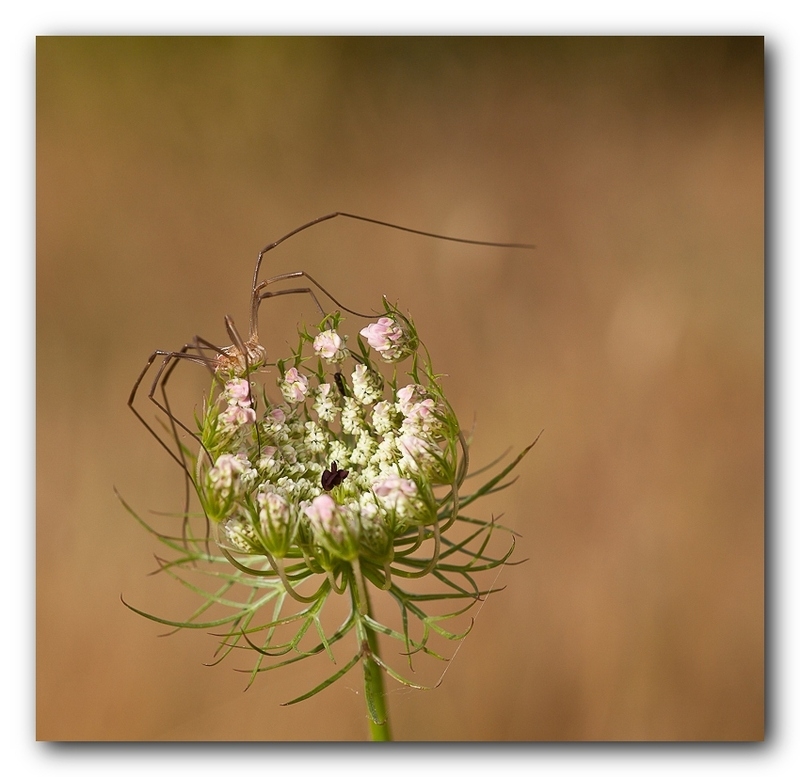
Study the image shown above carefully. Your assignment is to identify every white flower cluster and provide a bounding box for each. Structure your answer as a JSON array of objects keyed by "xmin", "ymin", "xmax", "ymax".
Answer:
[
  {"xmin": 202, "ymin": 315, "xmax": 455, "ymax": 562},
  {"xmin": 351, "ymin": 364, "xmax": 382, "ymax": 405}
]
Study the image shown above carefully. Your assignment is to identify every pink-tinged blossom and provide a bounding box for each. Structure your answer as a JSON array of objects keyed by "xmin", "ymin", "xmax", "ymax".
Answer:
[
  {"xmin": 257, "ymin": 489, "xmax": 291, "ymax": 530},
  {"xmin": 256, "ymin": 445, "xmax": 279, "ymax": 471},
  {"xmin": 207, "ymin": 453, "xmax": 256, "ymax": 498},
  {"xmin": 303, "ymin": 495, "xmax": 361, "ymax": 557},
  {"xmin": 373, "ymin": 473, "xmax": 417, "ymax": 499},
  {"xmin": 304, "ymin": 494, "xmax": 342, "ymax": 542},
  {"xmin": 313, "ymin": 329, "xmax": 348, "ymax": 362},
  {"xmin": 360, "ymin": 317, "xmax": 407, "ymax": 361},
  {"xmin": 396, "ymin": 384, "xmax": 425, "ymax": 415},
  {"xmin": 397, "ymin": 432, "xmax": 437, "ymax": 473},
  {"xmin": 268, "ymin": 407, "xmax": 286, "ymax": 425},
  {"xmin": 219, "ymin": 402, "xmax": 256, "ymax": 430},
  {"xmin": 401, "ymin": 397, "xmax": 442, "ymax": 436},
  {"xmin": 280, "ymin": 367, "xmax": 309, "ymax": 403},
  {"xmin": 224, "ymin": 377, "xmax": 252, "ymax": 407},
  {"xmin": 372, "ymin": 473, "xmax": 418, "ymax": 516}
]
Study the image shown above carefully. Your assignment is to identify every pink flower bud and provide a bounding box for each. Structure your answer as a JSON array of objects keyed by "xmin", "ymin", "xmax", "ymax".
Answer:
[
  {"xmin": 224, "ymin": 377, "xmax": 252, "ymax": 406},
  {"xmin": 360, "ymin": 317, "xmax": 409, "ymax": 361},
  {"xmin": 313, "ymin": 329, "xmax": 347, "ymax": 362},
  {"xmin": 281, "ymin": 367, "xmax": 309, "ymax": 403}
]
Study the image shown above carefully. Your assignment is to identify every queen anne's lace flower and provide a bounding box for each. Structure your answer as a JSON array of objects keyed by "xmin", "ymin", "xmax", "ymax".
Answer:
[
  {"xmin": 131, "ymin": 291, "xmax": 533, "ymax": 723},
  {"xmin": 192, "ymin": 301, "xmax": 517, "ymax": 574},
  {"xmin": 196, "ymin": 303, "xmax": 464, "ymax": 555}
]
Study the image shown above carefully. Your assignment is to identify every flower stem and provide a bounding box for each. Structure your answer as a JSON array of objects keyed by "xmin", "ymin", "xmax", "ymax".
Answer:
[
  {"xmin": 364, "ymin": 619, "xmax": 392, "ymax": 741},
  {"xmin": 352, "ymin": 559, "xmax": 392, "ymax": 741}
]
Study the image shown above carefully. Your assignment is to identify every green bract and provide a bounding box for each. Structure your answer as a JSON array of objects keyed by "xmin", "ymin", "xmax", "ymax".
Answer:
[{"xmin": 123, "ymin": 299, "xmax": 535, "ymax": 720}]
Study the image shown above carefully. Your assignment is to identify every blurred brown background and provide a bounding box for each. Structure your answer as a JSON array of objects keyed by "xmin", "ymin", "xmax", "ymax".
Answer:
[{"xmin": 36, "ymin": 37, "xmax": 763, "ymax": 741}]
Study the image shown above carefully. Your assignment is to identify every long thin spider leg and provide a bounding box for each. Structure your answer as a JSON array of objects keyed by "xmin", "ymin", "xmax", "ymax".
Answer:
[
  {"xmin": 250, "ymin": 279, "xmax": 377, "ymax": 341},
  {"xmin": 223, "ymin": 314, "xmax": 248, "ymax": 365},
  {"xmin": 146, "ymin": 346, "xmax": 217, "ymax": 459},
  {"xmin": 251, "ymin": 211, "xmax": 537, "ymax": 296},
  {"xmin": 156, "ymin": 367, "xmax": 196, "ymax": 542},
  {"xmin": 144, "ymin": 340, "xmax": 230, "ymax": 547},
  {"xmin": 161, "ymin": 332, "xmax": 244, "ymax": 550},
  {"xmin": 157, "ymin": 339, "xmax": 229, "ymax": 528},
  {"xmin": 256, "ymin": 285, "xmax": 324, "ymax": 320},
  {"xmin": 129, "ymin": 348, "xmax": 214, "ymax": 471},
  {"xmin": 193, "ymin": 334, "xmax": 228, "ymax": 378},
  {"xmin": 132, "ymin": 340, "xmax": 224, "ymax": 517},
  {"xmin": 258, "ymin": 272, "xmax": 375, "ymax": 317}
]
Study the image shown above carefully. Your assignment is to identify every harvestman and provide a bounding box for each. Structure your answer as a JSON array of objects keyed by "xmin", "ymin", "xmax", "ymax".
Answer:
[{"xmin": 128, "ymin": 212, "xmax": 535, "ymax": 528}]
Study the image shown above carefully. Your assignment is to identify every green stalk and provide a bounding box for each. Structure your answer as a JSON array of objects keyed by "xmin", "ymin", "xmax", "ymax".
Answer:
[
  {"xmin": 352, "ymin": 559, "xmax": 392, "ymax": 741},
  {"xmin": 364, "ymin": 618, "xmax": 392, "ymax": 741}
]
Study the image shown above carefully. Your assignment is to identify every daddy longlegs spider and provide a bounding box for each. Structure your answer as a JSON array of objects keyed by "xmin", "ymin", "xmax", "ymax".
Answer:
[{"xmin": 128, "ymin": 211, "xmax": 535, "ymax": 540}]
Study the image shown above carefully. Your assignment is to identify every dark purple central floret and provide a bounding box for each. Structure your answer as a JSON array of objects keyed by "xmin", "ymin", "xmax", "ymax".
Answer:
[{"xmin": 321, "ymin": 461, "xmax": 349, "ymax": 491}]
